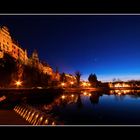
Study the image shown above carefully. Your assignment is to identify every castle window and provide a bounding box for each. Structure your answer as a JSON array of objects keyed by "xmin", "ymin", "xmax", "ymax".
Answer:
[{"xmin": 12, "ymin": 45, "xmax": 15, "ymax": 49}]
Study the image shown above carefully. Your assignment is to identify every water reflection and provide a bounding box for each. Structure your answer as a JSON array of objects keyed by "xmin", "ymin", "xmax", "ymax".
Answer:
[
  {"xmin": 42, "ymin": 93, "xmax": 79, "ymax": 112},
  {"xmin": 30, "ymin": 90, "xmax": 140, "ymax": 125},
  {"xmin": 110, "ymin": 89, "xmax": 140, "ymax": 96},
  {"xmin": 90, "ymin": 93, "xmax": 100, "ymax": 104},
  {"xmin": 76, "ymin": 94, "xmax": 83, "ymax": 109}
]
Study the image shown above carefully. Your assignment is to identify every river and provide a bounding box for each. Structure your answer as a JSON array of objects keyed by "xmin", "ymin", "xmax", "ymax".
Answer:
[{"xmin": 26, "ymin": 89, "xmax": 140, "ymax": 125}]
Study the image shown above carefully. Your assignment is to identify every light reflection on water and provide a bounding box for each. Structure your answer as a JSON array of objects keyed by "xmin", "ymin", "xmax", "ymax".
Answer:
[{"xmin": 37, "ymin": 90, "xmax": 140, "ymax": 125}]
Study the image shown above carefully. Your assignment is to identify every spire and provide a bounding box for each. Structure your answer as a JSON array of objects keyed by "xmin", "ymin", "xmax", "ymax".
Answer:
[
  {"xmin": 1, "ymin": 26, "xmax": 10, "ymax": 35},
  {"xmin": 2, "ymin": 26, "xmax": 9, "ymax": 32},
  {"xmin": 32, "ymin": 49, "xmax": 39, "ymax": 61}
]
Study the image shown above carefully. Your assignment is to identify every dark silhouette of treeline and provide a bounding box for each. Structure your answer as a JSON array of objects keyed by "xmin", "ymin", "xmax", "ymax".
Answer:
[{"xmin": 0, "ymin": 53, "xmax": 52, "ymax": 88}]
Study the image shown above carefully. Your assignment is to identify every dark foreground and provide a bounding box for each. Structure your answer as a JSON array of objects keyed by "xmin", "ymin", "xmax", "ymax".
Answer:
[{"xmin": 0, "ymin": 110, "xmax": 29, "ymax": 125}]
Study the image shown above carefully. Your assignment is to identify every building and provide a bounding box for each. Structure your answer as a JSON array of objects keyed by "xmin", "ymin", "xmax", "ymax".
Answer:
[
  {"xmin": 0, "ymin": 26, "xmax": 28, "ymax": 63},
  {"xmin": 0, "ymin": 25, "xmax": 59, "ymax": 78},
  {"xmin": 65, "ymin": 74, "xmax": 76, "ymax": 83},
  {"xmin": 28, "ymin": 50, "xmax": 54, "ymax": 76}
]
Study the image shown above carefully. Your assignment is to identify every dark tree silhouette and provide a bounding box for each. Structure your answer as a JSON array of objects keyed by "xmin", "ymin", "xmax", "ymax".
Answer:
[
  {"xmin": 60, "ymin": 72, "xmax": 67, "ymax": 82},
  {"xmin": 75, "ymin": 71, "xmax": 82, "ymax": 87},
  {"xmin": 88, "ymin": 73, "xmax": 97, "ymax": 82},
  {"xmin": 90, "ymin": 93, "xmax": 100, "ymax": 104},
  {"xmin": 88, "ymin": 73, "xmax": 98, "ymax": 87},
  {"xmin": 0, "ymin": 53, "xmax": 55, "ymax": 88},
  {"xmin": 23, "ymin": 65, "xmax": 52, "ymax": 87},
  {"xmin": 76, "ymin": 94, "xmax": 83, "ymax": 109},
  {"xmin": 0, "ymin": 53, "xmax": 17, "ymax": 87}
]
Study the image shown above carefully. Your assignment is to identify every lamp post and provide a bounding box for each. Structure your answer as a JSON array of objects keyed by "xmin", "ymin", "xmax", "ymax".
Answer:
[
  {"xmin": 70, "ymin": 81, "xmax": 74, "ymax": 88},
  {"xmin": 15, "ymin": 80, "xmax": 22, "ymax": 88},
  {"xmin": 61, "ymin": 82, "xmax": 65, "ymax": 88}
]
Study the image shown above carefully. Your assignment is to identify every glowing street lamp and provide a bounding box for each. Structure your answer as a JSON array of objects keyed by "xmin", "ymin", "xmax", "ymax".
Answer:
[
  {"xmin": 70, "ymin": 81, "xmax": 74, "ymax": 85},
  {"xmin": 71, "ymin": 94, "xmax": 74, "ymax": 97},
  {"xmin": 70, "ymin": 81, "xmax": 74, "ymax": 88},
  {"xmin": 82, "ymin": 82, "xmax": 87, "ymax": 87},
  {"xmin": 88, "ymin": 93, "xmax": 92, "ymax": 96},
  {"xmin": 88, "ymin": 83, "xmax": 91, "ymax": 86},
  {"xmin": 83, "ymin": 92, "xmax": 87, "ymax": 96},
  {"xmin": 15, "ymin": 80, "xmax": 22, "ymax": 87},
  {"xmin": 61, "ymin": 83, "xmax": 65, "ymax": 87},
  {"xmin": 61, "ymin": 95, "xmax": 65, "ymax": 99}
]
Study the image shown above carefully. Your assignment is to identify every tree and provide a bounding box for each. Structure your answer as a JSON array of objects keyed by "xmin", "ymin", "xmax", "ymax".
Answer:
[
  {"xmin": 88, "ymin": 73, "xmax": 97, "ymax": 82},
  {"xmin": 76, "ymin": 94, "xmax": 83, "ymax": 109},
  {"xmin": 0, "ymin": 53, "xmax": 17, "ymax": 87},
  {"xmin": 88, "ymin": 73, "xmax": 98, "ymax": 87},
  {"xmin": 75, "ymin": 71, "xmax": 82, "ymax": 86},
  {"xmin": 60, "ymin": 72, "xmax": 67, "ymax": 82}
]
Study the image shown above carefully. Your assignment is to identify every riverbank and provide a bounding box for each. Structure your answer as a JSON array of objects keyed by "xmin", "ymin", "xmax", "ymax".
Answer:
[
  {"xmin": 0, "ymin": 110, "xmax": 29, "ymax": 125},
  {"xmin": 63, "ymin": 87, "xmax": 110, "ymax": 93}
]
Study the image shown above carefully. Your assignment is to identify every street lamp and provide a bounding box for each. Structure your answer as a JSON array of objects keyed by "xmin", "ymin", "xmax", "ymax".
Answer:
[
  {"xmin": 70, "ymin": 81, "xmax": 74, "ymax": 88},
  {"xmin": 61, "ymin": 95, "xmax": 65, "ymax": 99},
  {"xmin": 61, "ymin": 82, "xmax": 65, "ymax": 87},
  {"xmin": 15, "ymin": 80, "xmax": 22, "ymax": 88},
  {"xmin": 82, "ymin": 82, "xmax": 87, "ymax": 87},
  {"xmin": 88, "ymin": 83, "xmax": 91, "ymax": 87}
]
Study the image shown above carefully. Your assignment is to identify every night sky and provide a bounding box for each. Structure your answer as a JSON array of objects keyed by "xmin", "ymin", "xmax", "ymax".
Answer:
[{"xmin": 1, "ymin": 15, "xmax": 140, "ymax": 82}]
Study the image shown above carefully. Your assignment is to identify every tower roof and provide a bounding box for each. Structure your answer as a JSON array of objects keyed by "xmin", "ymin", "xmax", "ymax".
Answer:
[
  {"xmin": 0, "ymin": 25, "xmax": 10, "ymax": 35},
  {"xmin": 32, "ymin": 49, "xmax": 39, "ymax": 60},
  {"xmin": 2, "ymin": 26, "xmax": 9, "ymax": 31}
]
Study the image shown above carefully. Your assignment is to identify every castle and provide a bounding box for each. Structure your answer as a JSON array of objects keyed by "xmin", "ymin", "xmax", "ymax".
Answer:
[
  {"xmin": 0, "ymin": 26, "xmax": 60, "ymax": 80},
  {"xmin": 0, "ymin": 26, "xmax": 28, "ymax": 63}
]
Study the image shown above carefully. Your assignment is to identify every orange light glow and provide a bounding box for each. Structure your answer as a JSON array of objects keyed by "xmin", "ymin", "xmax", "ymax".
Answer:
[
  {"xmin": 83, "ymin": 92, "xmax": 87, "ymax": 96},
  {"xmin": 82, "ymin": 82, "xmax": 87, "ymax": 86},
  {"xmin": 88, "ymin": 83, "xmax": 91, "ymax": 86},
  {"xmin": 70, "ymin": 81, "xmax": 74, "ymax": 85},
  {"xmin": 61, "ymin": 83, "xmax": 65, "ymax": 86},
  {"xmin": 114, "ymin": 83, "xmax": 130, "ymax": 88},
  {"xmin": 71, "ymin": 94, "xmax": 74, "ymax": 97},
  {"xmin": 44, "ymin": 119, "xmax": 48, "ymax": 125},
  {"xmin": 88, "ymin": 93, "xmax": 91, "ymax": 96},
  {"xmin": 118, "ymin": 92, "xmax": 121, "ymax": 95},
  {"xmin": 15, "ymin": 80, "xmax": 22, "ymax": 87},
  {"xmin": 52, "ymin": 121, "xmax": 56, "ymax": 125},
  {"xmin": 61, "ymin": 95, "xmax": 65, "ymax": 99}
]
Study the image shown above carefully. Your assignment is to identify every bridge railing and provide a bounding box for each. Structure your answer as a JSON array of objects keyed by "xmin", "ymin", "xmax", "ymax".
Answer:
[{"xmin": 14, "ymin": 104, "xmax": 64, "ymax": 126}]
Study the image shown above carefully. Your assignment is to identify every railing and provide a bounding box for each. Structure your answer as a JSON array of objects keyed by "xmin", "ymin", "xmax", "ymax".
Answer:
[{"xmin": 14, "ymin": 104, "xmax": 64, "ymax": 126}]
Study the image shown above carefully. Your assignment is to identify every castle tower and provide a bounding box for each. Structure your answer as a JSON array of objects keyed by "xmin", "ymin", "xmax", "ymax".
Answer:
[
  {"xmin": 32, "ymin": 50, "xmax": 39, "ymax": 61},
  {"xmin": 24, "ymin": 49, "xmax": 28, "ymax": 64},
  {"xmin": 0, "ymin": 26, "xmax": 12, "ymax": 53},
  {"xmin": 31, "ymin": 49, "xmax": 39, "ymax": 67}
]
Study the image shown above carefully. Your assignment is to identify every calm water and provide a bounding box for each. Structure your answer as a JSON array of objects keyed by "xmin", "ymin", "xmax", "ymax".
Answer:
[{"xmin": 35, "ymin": 90, "xmax": 140, "ymax": 125}]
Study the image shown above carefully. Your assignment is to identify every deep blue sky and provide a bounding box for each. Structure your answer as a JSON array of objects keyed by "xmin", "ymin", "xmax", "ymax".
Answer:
[{"xmin": 1, "ymin": 15, "xmax": 140, "ymax": 81}]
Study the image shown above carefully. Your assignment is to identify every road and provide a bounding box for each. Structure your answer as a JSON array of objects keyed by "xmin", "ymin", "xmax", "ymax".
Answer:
[{"xmin": 0, "ymin": 110, "xmax": 30, "ymax": 125}]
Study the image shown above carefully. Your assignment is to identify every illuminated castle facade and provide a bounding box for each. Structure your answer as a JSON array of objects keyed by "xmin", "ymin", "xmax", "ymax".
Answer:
[
  {"xmin": 0, "ymin": 26, "xmax": 60, "ymax": 80},
  {"xmin": 0, "ymin": 26, "xmax": 28, "ymax": 63}
]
